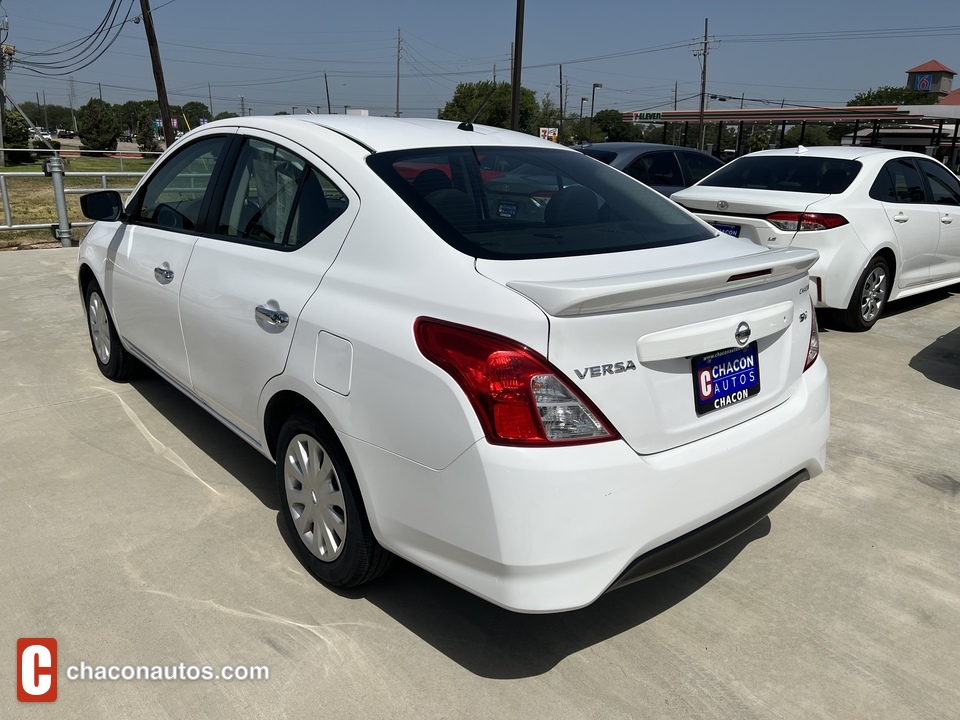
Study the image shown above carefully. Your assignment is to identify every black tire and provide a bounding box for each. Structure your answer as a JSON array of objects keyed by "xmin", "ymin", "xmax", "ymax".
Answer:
[
  {"xmin": 838, "ymin": 256, "xmax": 890, "ymax": 332},
  {"xmin": 276, "ymin": 413, "xmax": 392, "ymax": 587},
  {"xmin": 84, "ymin": 280, "xmax": 135, "ymax": 380}
]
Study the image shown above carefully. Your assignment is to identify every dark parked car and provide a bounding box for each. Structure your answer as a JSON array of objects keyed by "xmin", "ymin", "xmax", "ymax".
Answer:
[{"xmin": 574, "ymin": 142, "xmax": 724, "ymax": 197}]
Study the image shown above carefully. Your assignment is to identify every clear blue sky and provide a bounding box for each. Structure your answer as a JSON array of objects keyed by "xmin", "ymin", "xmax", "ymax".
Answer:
[{"xmin": 7, "ymin": 0, "xmax": 960, "ymax": 120}]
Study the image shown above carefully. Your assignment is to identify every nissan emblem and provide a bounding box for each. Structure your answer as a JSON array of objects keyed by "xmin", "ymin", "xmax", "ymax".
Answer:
[
  {"xmin": 717, "ymin": 200, "xmax": 728, "ymax": 211},
  {"xmin": 735, "ymin": 322, "xmax": 751, "ymax": 346}
]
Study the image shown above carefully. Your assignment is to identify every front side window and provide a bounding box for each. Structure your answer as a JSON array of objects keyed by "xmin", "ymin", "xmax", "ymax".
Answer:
[
  {"xmin": 216, "ymin": 138, "xmax": 348, "ymax": 248},
  {"xmin": 136, "ymin": 136, "xmax": 227, "ymax": 230},
  {"xmin": 368, "ymin": 146, "xmax": 714, "ymax": 260},
  {"xmin": 700, "ymin": 156, "xmax": 861, "ymax": 194}
]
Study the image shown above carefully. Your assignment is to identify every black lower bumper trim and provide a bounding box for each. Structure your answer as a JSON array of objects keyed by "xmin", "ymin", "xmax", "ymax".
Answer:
[{"xmin": 606, "ymin": 469, "xmax": 810, "ymax": 593}]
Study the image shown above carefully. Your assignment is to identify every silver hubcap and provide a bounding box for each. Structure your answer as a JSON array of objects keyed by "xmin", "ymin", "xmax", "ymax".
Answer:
[
  {"xmin": 87, "ymin": 291, "xmax": 111, "ymax": 364},
  {"xmin": 283, "ymin": 433, "xmax": 347, "ymax": 562},
  {"xmin": 860, "ymin": 266, "xmax": 887, "ymax": 323}
]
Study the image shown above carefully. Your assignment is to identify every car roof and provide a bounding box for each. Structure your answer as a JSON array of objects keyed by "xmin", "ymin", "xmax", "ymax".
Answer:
[
  {"xmin": 200, "ymin": 115, "xmax": 563, "ymax": 154},
  {"xmin": 741, "ymin": 146, "xmax": 924, "ymax": 162}
]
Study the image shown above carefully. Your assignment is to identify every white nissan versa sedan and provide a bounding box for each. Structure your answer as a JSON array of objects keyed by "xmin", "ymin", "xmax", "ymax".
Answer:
[{"xmin": 78, "ymin": 116, "xmax": 829, "ymax": 613}]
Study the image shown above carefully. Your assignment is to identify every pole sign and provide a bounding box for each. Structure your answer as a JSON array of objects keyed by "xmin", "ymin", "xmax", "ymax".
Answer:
[
  {"xmin": 539, "ymin": 127, "xmax": 559, "ymax": 142},
  {"xmin": 623, "ymin": 111, "xmax": 663, "ymax": 124}
]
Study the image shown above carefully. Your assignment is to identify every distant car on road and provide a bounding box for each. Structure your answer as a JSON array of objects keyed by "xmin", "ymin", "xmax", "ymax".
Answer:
[
  {"xmin": 673, "ymin": 146, "xmax": 960, "ymax": 331},
  {"xmin": 56, "ymin": 129, "xmax": 76, "ymax": 139},
  {"xmin": 574, "ymin": 142, "xmax": 724, "ymax": 196},
  {"xmin": 118, "ymin": 134, "xmax": 135, "ymax": 143}
]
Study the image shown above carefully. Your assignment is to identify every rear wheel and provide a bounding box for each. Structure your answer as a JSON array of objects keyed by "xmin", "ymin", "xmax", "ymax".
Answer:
[
  {"xmin": 84, "ymin": 280, "xmax": 135, "ymax": 380},
  {"xmin": 839, "ymin": 257, "xmax": 889, "ymax": 332},
  {"xmin": 276, "ymin": 413, "xmax": 392, "ymax": 587}
]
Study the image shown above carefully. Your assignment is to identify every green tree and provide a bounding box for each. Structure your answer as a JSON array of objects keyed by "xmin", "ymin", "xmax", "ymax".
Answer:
[
  {"xmin": 77, "ymin": 98, "xmax": 122, "ymax": 152},
  {"xmin": 781, "ymin": 124, "xmax": 834, "ymax": 148},
  {"xmin": 748, "ymin": 128, "xmax": 772, "ymax": 152},
  {"xmin": 847, "ymin": 86, "xmax": 938, "ymax": 107},
  {"xmin": 214, "ymin": 111, "xmax": 239, "ymax": 121},
  {"xmin": 593, "ymin": 108, "xmax": 641, "ymax": 142},
  {"xmin": 181, "ymin": 102, "xmax": 211, "ymax": 130},
  {"xmin": 3, "ymin": 112, "xmax": 32, "ymax": 163},
  {"xmin": 438, "ymin": 81, "xmax": 539, "ymax": 134}
]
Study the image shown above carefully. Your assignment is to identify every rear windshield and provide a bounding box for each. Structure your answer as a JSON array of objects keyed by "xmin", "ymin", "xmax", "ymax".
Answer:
[
  {"xmin": 699, "ymin": 156, "xmax": 861, "ymax": 194},
  {"xmin": 367, "ymin": 146, "xmax": 714, "ymax": 260},
  {"xmin": 578, "ymin": 148, "xmax": 618, "ymax": 164}
]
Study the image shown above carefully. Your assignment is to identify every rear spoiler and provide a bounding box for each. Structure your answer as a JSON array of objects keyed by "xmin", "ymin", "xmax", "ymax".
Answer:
[{"xmin": 507, "ymin": 246, "xmax": 818, "ymax": 317}]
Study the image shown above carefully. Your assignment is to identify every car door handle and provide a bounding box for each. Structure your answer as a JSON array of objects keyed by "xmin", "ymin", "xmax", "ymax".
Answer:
[
  {"xmin": 154, "ymin": 266, "xmax": 174, "ymax": 282},
  {"xmin": 255, "ymin": 305, "xmax": 289, "ymax": 328},
  {"xmin": 893, "ymin": 212, "xmax": 909, "ymax": 223},
  {"xmin": 942, "ymin": 214, "xmax": 953, "ymax": 225}
]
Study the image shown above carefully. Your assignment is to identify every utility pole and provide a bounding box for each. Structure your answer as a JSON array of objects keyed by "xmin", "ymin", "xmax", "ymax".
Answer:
[
  {"xmin": 42, "ymin": 90, "xmax": 49, "ymax": 130},
  {"xmin": 558, "ymin": 64, "xmax": 563, "ymax": 143},
  {"xmin": 509, "ymin": 0, "xmax": 525, "ymax": 131},
  {"xmin": 695, "ymin": 18, "xmax": 709, "ymax": 150},
  {"xmin": 239, "ymin": 95, "xmax": 245, "ymax": 117},
  {"xmin": 395, "ymin": 27, "xmax": 401, "ymax": 117},
  {"xmin": 208, "ymin": 82, "xmax": 214, "ymax": 118},
  {"xmin": 324, "ymin": 72, "xmax": 331, "ymax": 114},
  {"xmin": 588, "ymin": 83, "xmax": 602, "ymax": 140},
  {"xmin": 69, "ymin": 76, "xmax": 78, "ymax": 132},
  {"xmin": 139, "ymin": 0, "xmax": 174, "ymax": 147},
  {"xmin": 0, "ymin": 29, "xmax": 8, "ymax": 168}
]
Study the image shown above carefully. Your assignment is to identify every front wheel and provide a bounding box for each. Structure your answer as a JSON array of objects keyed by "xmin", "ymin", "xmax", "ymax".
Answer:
[
  {"xmin": 276, "ymin": 413, "xmax": 392, "ymax": 587},
  {"xmin": 839, "ymin": 257, "xmax": 890, "ymax": 332},
  {"xmin": 84, "ymin": 281, "xmax": 135, "ymax": 380}
]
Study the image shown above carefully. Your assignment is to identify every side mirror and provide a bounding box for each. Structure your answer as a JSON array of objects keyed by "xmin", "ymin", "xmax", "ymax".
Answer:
[{"xmin": 80, "ymin": 190, "xmax": 124, "ymax": 222}]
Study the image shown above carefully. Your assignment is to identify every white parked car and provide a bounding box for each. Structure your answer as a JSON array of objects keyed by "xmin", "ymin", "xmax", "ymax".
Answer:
[
  {"xmin": 78, "ymin": 116, "xmax": 829, "ymax": 612},
  {"xmin": 672, "ymin": 146, "xmax": 960, "ymax": 331}
]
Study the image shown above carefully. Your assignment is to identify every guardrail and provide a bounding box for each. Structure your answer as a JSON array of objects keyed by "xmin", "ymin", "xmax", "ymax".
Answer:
[{"xmin": 0, "ymin": 154, "xmax": 149, "ymax": 245}]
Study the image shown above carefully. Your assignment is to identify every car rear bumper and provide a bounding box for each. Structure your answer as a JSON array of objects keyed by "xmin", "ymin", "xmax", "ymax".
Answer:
[{"xmin": 342, "ymin": 357, "xmax": 829, "ymax": 613}]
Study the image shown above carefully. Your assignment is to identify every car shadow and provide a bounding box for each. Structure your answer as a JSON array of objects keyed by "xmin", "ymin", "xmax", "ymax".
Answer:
[
  {"xmin": 130, "ymin": 374, "xmax": 279, "ymax": 510},
  {"xmin": 882, "ymin": 283, "xmax": 960, "ymax": 319},
  {"xmin": 815, "ymin": 283, "xmax": 959, "ymax": 331},
  {"xmin": 278, "ymin": 511, "xmax": 771, "ymax": 679},
  {"xmin": 909, "ymin": 325, "xmax": 960, "ymax": 390}
]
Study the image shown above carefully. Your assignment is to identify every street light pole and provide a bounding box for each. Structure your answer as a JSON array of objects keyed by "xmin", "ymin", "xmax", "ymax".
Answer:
[
  {"xmin": 578, "ymin": 97, "xmax": 588, "ymax": 142},
  {"xmin": 589, "ymin": 83, "xmax": 602, "ymax": 140}
]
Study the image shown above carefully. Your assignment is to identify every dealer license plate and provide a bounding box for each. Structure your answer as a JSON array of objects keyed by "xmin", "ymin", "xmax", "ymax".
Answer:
[
  {"xmin": 713, "ymin": 222, "xmax": 740, "ymax": 237},
  {"xmin": 692, "ymin": 342, "xmax": 760, "ymax": 416}
]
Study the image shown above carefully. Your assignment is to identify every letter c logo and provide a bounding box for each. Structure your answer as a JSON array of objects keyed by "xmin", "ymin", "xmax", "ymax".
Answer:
[{"xmin": 17, "ymin": 638, "xmax": 57, "ymax": 702}]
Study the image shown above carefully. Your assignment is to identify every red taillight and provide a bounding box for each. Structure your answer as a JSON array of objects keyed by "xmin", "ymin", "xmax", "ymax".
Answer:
[
  {"xmin": 766, "ymin": 211, "xmax": 848, "ymax": 232},
  {"xmin": 804, "ymin": 295, "xmax": 820, "ymax": 371},
  {"xmin": 414, "ymin": 318, "xmax": 618, "ymax": 446}
]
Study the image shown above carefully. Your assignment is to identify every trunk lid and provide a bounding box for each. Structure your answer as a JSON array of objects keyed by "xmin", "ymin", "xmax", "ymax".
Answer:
[
  {"xmin": 673, "ymin": 186, "xmax": 830, "ymax": 246},
  {"xmin": 477, "ymin": 236, "xmax": 819, "ymax": 455}
]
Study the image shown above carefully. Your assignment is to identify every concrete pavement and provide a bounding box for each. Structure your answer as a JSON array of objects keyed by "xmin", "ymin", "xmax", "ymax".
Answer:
[{"xmin": 1, "ymin": 247, "xmax": 958, "ymax": 718}]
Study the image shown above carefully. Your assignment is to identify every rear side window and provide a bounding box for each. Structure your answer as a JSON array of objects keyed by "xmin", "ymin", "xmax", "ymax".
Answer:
[
  {"xmin": 679, "ymin": 151, "xmax": 724, "ymax": 183},
  {"xmin": 700, "ymin": 156, "xmax": 861, "ymax": 194},
  {"xmin": 216, "ymin": 138, "xmax": 348, "ymax": 248},
  {"xmin": 629, "ymin": 151, "xmax": 683, "ymax": 187},
  {"xmin": 871, "ymin": 159, "xmax": 926, "ymax": 203},
  {"xmin": 368, "ymin": 146, "xmax": 714, "ymax": 260},
  {"xmin": 917, "ymin": 158, "xmax": 960, "ymax": 206}
]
